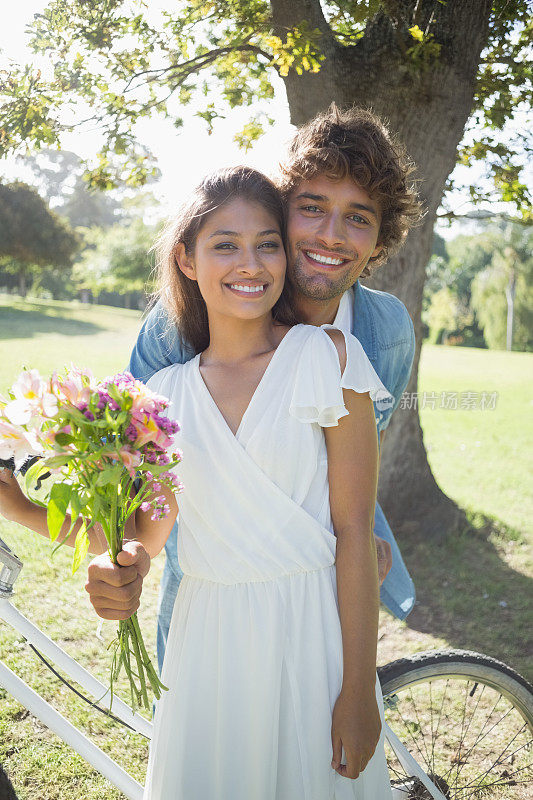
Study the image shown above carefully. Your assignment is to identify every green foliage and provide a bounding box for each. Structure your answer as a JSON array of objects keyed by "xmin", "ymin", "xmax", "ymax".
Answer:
[
  {"xmin": 0, "ymin": 0, "xmax": 530, "ymax": 214},
  {"xmin": 426, "ymin": 222, "xmax": 533, "ymax": 351},
  {"xmin": 74, "ymin": 217, "xmax": 156, "ymax": 297},
  {"xmin": 470, "ymin": 224, "xmax": 533, "ymax": 351},
  {"xmin": 0, "ymin": 182, "xmax": 78, "ymax": 267}
]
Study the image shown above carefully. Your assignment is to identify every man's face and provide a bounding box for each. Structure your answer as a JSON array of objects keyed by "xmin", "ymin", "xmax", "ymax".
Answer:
[{"xmin": 286, "ymin": 174, "xmax": 383, "ymax": 301}]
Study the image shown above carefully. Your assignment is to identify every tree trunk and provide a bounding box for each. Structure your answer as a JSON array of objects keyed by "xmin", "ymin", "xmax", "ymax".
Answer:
[
  {"xmin": 18, "ymin": 268, "xmax": 27, "ymax": 298},
  {"xmin": 505, "ymin": 268, "xmax": 516, "ymax": 351},
  {"xmin": 272, "ymin": 0, "xmax": 492, "ymax": 536}
]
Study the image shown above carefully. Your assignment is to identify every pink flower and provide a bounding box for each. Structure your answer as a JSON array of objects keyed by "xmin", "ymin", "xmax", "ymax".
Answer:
[
  {"xmin": 0, "ymin": 419, "xmax": 43, "ymax": 461},
  {"xmin": 117, "ymin": 446, "xmax": 142, "ymax": 477},
  {"xmin": 140, "ymin": 501, "xmax": 151, "ymax": 512},
  {"xmin": 130, "ymin": 413, "xmax": 171, "ymax": 449}
]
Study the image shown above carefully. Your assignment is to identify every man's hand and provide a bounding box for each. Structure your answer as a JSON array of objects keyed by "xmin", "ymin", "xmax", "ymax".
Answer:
[
  {"xmin": 374, "ymin": 535, "xmax": 392, "ymax": 585},
  {"xmin": 85, "ymin": 540, "xmax": 151, "ymax": 621}
]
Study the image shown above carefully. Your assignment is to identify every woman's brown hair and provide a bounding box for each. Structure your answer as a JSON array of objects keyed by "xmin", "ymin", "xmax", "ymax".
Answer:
[{"xmin": 154, "ymin": 166, "xmax": 298, "ymax": 353}]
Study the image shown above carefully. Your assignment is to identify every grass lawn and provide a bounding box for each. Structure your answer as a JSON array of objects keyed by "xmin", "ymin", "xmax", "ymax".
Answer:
[{"xmin": 0, "ymin": 295, "xmax": 531, "ymax": 799}]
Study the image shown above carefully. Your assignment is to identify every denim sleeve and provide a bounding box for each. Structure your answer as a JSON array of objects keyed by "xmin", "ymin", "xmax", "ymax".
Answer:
[
  {"xmin": 379, "ymin": 307, "xmax": 415, "ymax": 431},
  {"xmin": 128, "ymin": 300, "xmax": 193, "ymax": 381}
]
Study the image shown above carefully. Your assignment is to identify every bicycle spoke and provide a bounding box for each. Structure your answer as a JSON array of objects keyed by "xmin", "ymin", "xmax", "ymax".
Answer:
[
  {"xmin": 454, "ymin": 718, "xmax": 529, "ymax": 794},
  {"xmin": 432, "ymin": 676, "xmax": 451, "ymax": 753},
  {"xmin": 467, "ymin": 761, "xmax": 533, "ymax": 792},
  {"xmin": 450, "ymin": 679, "xmax": 474, "ymax": 795},
  {"xmin": 458, "ymin": 735, "xmax": 532, "ymax": 793},
  {"xmin": 441, "ymin": 697, "xmax": 513, "ymax": 784},
  {"xmin": 408, "ymin": 685, "xmax": 433, "ymax": 769},
  {"xmin": 429, "ymin": 679, "xmax": 436, "ymax": 778},
  {"xmin": 388, "ymin": 690, "xmax": 432, "ymax": 767}
]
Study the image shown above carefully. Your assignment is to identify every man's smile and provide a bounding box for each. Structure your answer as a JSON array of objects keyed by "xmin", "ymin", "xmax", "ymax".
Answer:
[{"xmin": 301, "ymin": 247, "xmax": 352, "ymax": 270}]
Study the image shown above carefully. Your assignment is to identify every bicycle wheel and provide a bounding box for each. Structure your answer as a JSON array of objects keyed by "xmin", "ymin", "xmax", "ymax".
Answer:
[{"xmin": 378, "ymin": 649, "xmax": 533, "ymax": 799}]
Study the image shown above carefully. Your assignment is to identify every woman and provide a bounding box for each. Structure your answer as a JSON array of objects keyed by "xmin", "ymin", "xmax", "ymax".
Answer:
[{"xmin": 0, "ymin": 166, "xmax": 393, "ymax": 799}]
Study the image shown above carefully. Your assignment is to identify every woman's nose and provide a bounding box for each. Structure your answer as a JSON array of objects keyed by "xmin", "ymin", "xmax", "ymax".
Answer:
[{"xmin": 237, "ymin": 248, "xmax": 264, "ymax": 274}]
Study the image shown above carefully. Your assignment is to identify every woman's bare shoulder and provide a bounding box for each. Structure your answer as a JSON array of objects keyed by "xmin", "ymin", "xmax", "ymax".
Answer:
[{"xmin": 323, "ymin": 328, "xmax": 347, "ymax": 373}]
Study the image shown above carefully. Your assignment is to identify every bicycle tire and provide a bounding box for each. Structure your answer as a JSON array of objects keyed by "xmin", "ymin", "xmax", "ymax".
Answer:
[{"xmin": 378, "ymin": 649, "xmax": 533, "ymax": 799}]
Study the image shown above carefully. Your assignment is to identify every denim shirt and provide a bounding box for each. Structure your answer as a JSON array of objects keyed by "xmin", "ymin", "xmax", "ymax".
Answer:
[{"xmin": 129, "ymin": 283, "xmax": 416, "ymax": 669}]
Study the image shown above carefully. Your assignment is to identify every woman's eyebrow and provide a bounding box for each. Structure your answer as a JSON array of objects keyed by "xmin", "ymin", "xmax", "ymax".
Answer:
[{"xmin": 208, "ymin": 229, "xmax": 280, "ymax": 238}]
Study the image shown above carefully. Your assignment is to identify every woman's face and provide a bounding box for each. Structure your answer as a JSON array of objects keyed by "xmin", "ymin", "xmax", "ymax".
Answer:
[{"xmin": 178, "ymin": 198, "xmax": 287, "ymax": 322}]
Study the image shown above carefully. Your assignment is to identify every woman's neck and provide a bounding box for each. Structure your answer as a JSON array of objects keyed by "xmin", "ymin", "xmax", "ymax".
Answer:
[{"xmin": 202, "ymin": 312, "xmax": 283, "ymax": 365}]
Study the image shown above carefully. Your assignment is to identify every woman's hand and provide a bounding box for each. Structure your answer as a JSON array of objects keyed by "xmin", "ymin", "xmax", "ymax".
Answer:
[
  {"xmin": 331, "ymin": 685, "xmax": 382, "ymax": 779},
  {"xmin": 85, "ymin": 540, "xmax": 151, "ymax": 621},
  {"xmin": 0, "ymin": 467, "xmax": 31, "ymax": 523}
]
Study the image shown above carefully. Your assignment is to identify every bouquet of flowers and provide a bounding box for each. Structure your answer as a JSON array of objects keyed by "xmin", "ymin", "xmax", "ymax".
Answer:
[{"xmin": 0, "ymin": 366, "xmax": 182, "ymax": 710}]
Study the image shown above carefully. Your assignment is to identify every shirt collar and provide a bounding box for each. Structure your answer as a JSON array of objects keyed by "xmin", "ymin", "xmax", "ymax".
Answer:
[{"xmin": 333, "ymin": 287, "xmax": 354, "ymax": 332}]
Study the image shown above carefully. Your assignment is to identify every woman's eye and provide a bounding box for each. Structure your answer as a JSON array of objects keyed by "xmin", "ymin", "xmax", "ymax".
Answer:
[
  {"xmin": 349, "ymin": 214, "xmax": 368, "ymax": 224},
  {"xmin": 214, "ymin": 242, "xmax": 236, "ymax": 250},
  {"xmin": 259, "ymin": 241, "xmax": 280, "ymax": 250},
  {"xmin": 302, "ymin": 205, "xmax": 321, "ymax": 213}
]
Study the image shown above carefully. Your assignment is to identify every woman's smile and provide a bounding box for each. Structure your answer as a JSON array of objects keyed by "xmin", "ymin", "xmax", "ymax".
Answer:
[{"xmin": 224, "ymin": 281, "xmax": 270, "ymax": 297}]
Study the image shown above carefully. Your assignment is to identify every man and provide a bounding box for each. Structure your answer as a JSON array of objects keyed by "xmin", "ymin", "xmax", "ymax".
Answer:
[{"xmin": 87, "ymin": 104, "xmax": 422, "ymax": 672}]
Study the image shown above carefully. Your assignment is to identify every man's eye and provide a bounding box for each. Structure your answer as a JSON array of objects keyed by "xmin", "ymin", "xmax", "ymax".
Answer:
[{"xmin": 349, "ymin": 214, "xmax": 368, "ymax": 224}]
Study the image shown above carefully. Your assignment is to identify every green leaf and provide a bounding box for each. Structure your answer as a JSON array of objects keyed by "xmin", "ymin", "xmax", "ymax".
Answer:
[
  {"xmin": 47, "ymin": 482, "xmax": 72, "ymax": 542},
  {"xmin": 25, "ymin": 460, "xmax": 51, "ymax": 499},
  {"xmin": 96, "ymin": 464, "xmax": 121, "ymax": 486},
  {"xmin": 72, "ymin": 520, "xmax": 89, "ymax": 574},
  {"xmin": 54, "ymin": 432, "xmax": 74, "ymax": 446},
  {"xmin": 68, "ymin": 490, "xmax": 83, "ymax": 532}
]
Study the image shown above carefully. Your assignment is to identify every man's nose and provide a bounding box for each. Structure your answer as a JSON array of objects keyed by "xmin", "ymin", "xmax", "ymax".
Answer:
[{"xmin": 316, "ymin": 211, "xmax": 345, "ymax": 248}]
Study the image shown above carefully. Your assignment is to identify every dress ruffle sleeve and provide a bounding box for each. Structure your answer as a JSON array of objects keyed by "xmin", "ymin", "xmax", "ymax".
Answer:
[{"xmin": 289, "ymin": 325, "xmax": 394, "ymax": 427}]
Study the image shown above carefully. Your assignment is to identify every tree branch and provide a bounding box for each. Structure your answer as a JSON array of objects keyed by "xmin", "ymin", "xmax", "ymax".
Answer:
[
  {"xmin": 437, "ymin": 210, "xmax": 531, "ymax": 226},
  {"xmin": 122, "ymin": 43, "xmax": 272, "ymax": 94}
]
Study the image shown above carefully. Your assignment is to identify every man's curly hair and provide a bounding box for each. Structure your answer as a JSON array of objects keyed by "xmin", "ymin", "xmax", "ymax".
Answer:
[{"xmin": 278, "ymin": 104, "xmax": 423, "ymax": 276}]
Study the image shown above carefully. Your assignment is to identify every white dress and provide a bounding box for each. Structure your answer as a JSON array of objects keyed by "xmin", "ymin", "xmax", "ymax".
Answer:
[{"xmin": 144, "ymin": 324, "xmax": 393, "ymax": 800}]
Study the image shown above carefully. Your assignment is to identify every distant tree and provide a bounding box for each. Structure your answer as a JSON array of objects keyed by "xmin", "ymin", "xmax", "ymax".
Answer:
[
  {"xmin": 471, "ymin": 224, "xmax": 533, "ymax": 351},
  {"xmin": 74, "ymin": 218, "xmax": 156, "ymax": 307},
  {"xmin": 0, "ymin": 181, "xmax": 79, "ymax": 296},
  {"xmin": 23, "ymin": 150, "xmax": 126, "ymax": 229}
]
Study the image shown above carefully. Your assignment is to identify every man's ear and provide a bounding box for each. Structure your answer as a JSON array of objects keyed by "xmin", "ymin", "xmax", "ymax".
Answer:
[
  {"xmin": 174, "ymin": 242, "xmax": 196, "ymax": 280},
  {"xmin": 369, "ymin": 242, "xmax": 383, "ymax": 261}
]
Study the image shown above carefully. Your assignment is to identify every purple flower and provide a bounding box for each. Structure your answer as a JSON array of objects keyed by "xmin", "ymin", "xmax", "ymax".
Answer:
[
  {"xmin": 125, "ymin": 423, "xmax": 137, "ymax": 442},
  {"xmin": 84, "ymin": 410, "xmax": 95, "ymax": 421}
]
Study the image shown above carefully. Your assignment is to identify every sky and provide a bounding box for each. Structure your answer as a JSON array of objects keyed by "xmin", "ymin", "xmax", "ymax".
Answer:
[{"xmin": 1, "ymin": 2, "xmax": 528, "ymax": 234}]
